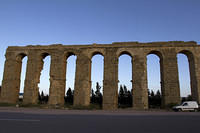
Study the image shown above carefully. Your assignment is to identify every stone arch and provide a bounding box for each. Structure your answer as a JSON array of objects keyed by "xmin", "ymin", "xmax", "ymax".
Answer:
[
  {"xmin": 16, "ymin": 52, "xmax": 28, "ymax": 61},
  {"xmin": 16, "ymin": 52, "xmax": 28, "ymax": 102},
  {"xmin": 65, "ymin": 51, "xmax": 77, "ymax": 59},
  {"xmin": 90, "ymin": 51, "xmax": 104, "ymax": 107},
  {"xmin": 118, "ymin": 50, "xmax": 133, "ymax": 108},
  {"xmin": 178, "ymin": 50, "xmax": 194, "ymax": 60},
  {"xmin": 88, "ymin": 49, "xmax": 105, "ymax": 59},
  {"xmin": 177, "ymin": 50, "xmax": 198, "ymax": 101},
  {"xmin": 92, "ymin": 51, "xmax": 104, "ymax": 57},
  {"xmin": 147, "ymin": 50, "xmax": 163, "ymax": 60},
  {"xmin": 37, "ymin": 52, "xmax": 51, "ymax": 102},
  {"xmin": 40, "ymin": 52, "xmax": 50, "ymax": 59},
  {"xmin": 146, "ymin": 50, "xmax": 164, "ymax": 107},
  {"xmin": 117, "ymin": 49, "xmax": 133, "ymax": 58},
  {"xmin": 64, "ymin": 51, "xmax": 77, "ymax": 105}
]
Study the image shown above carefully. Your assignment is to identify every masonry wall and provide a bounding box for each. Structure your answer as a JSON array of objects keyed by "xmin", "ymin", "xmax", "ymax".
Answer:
[{"xmin": 0, "ymin": 41, "xmax": 199, "ymax": 110}]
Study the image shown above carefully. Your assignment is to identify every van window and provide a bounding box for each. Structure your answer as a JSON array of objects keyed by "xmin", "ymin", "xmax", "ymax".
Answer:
[{"xmin": 183, "ymin": 103, "xmax": 188, "ymax": 106}]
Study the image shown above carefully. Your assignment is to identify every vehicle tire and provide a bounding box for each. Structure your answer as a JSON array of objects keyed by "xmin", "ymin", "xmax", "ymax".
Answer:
[
  {"xmin": 194, "ymin": 109, "xmax": 198, "ymax": 112},
  {"xmin": 178, "ymin": 108, "xmax": 182, "ymax": 112}
]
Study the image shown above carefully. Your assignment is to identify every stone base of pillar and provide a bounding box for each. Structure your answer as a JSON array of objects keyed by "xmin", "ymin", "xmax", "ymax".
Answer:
[
  {"xmin": 22, "ymin": 101, "xmax": 37, "ymax": 105},
  {"xmin": 0, "ymin": 98, "xmax": 17, "ymax": 104},
  {"xmin": 162, "ymin": 96, "xmax": 181, "ymax": 108},
  {"xmin": 23, "ymin": 92, "xmax": 38, "ymax": 105},
  {"xmin": 73, "ymin": 88, "xmax": 91, "ymax": 107},
  {"xmin": 73, "ymin": 99, "xmax": 90, "ymax": 107},
  {"xmin": 133, "ymin": 101, "xmax": 148, "ymax": 110},
  {"xmin": 132, "ymin": 88, "xmax": 149, "ymax": 110},
  {"xmin": 103, "ymin": 103, "xmax": 117, "ymax": 110},
  {"xmin": 48, "ymin": 96, "xmax": 65, "ymax": 106}
]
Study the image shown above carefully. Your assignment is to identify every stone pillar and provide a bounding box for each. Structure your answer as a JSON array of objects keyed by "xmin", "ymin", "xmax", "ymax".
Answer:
[
  {"xmin": 195, "ymin": 56, "xmax": 200, "ymax": 104},
  {"xmin": 161, "ymin": 49, "xmax": 180, "ymax": 106},
  {"xmin": 0, "ymin": 52, "xmax": 22, "ymax": 104},
  {"xmin": 23, "ymin": 51, "xmax": 44, "ymax": 105},
  {"xmin": 132, "ymin": 55, "xmax": 148, "ymax": 109},
  {"xmin": 73, "ymin": 52, "xmax": 91, "ymax": 106},
  {"xmin": 48, "ymin": 52, "xmax": 66, "ymax": 106},
  {"xmin": 103, "ymin": 48, "xmax": 118, "ymax": 110},
  {"xmin": 189, "ymin": 55, "xmax": 200, "ymax": 103}
]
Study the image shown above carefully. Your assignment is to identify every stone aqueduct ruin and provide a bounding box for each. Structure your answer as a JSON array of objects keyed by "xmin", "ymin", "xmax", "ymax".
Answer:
[{"xmin": 0, "ymin": 41, "xmax": 200, "ymax": 110}]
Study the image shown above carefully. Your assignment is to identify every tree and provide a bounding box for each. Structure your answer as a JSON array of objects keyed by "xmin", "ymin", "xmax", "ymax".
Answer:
[
  {"xmin": 44, "ymin": 94, "xmax": 49, "ymax": 103},
  {"xmin": 150, "ymin": 90, "xmax": 155, "ymax": 97},
  {"xmin": 67, "ymin": 88, "xmax": 72, "ymax": 96},
  {"xmin": 123, "ymin": 85, "xmax": 128, "ymax": 95},
  {"xmin": 118, "ymin": 84, "xmax": 132, "ymax": 108},
  {"xmin": 94, "ymin": 82, "xmax": 103, "ymax": 105},
  {"xmin": 118, "ymin": 85, "xmax": 124, "ymax": 105},
  {"xmin": 127, "ymin": 90, "xmax": 132, "ymax": 106},
  {"xmin": 41, "ymin": 91, "xmax": 44, "ymax": 98},
  {"xmin": 119, "ymin": 85, "xmax": 125, "ymax": 98},
  {"xmin": 41, "ymin": 91, "xmax": 45, "ymax": 103},
  {"xmin": 148, "ymin": 89, "xmax": 162, "ymax": 108},
  {"xmin": 91, "ymin": 89, "xmax": 95, "ymax": 97},
  {"xmin": 148, "ymin": 89, "xmax": 150, "ymax": 96},
  {"xmin": 95, "ymin": 82, "xmax": 101, "ymax": 97},
  {"xmin": 181, "ymin": 95, "xmax": 193, "ymax": 102},
  {"xmin": 156, "ymin": 90, "xmax": 161, "ymax": 96},
  {"xmin": 38, "ymin": 91, "xmax": 49, "ymax": 104},
  {"xmin": 38, "ymin": 92, "xmax": 41, "ymax": 103},
  {"xmin": 91, "ymin": 89, "xmax": 95, "ymax": 103},
  {"xmin": 65, "ymin": 87, "xmax": 73, "ymax": 104},
  {"xmin": 38, "ymin": 91, "xmax": 45, "ymax": 104},
  {"xmin": 155, "ymin": 90, "xmax": 161, "ymax": 106},
  {"xmin": 186, "ymin": 95, "xmax": 193, "ymax": 101}
]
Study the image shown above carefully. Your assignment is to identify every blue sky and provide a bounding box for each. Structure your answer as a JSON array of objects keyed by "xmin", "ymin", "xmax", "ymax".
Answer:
[{"xmin": 0, "ymin": 0, "xmax": 200, "ymax": 97}]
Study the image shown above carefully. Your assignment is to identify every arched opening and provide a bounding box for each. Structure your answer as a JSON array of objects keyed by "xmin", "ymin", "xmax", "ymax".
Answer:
[
  {"xmin": 177, "ymin": 51, "xmax": 195, "ymax": 102},
  {"xmin": 65, "ymin": 53, "xmax": 77, "ymax": 106},
  {"xmin": 90, "ymin": 52, "xmax": 104, "ymax": 109},
  {"xmin": 147, "ymin": 52, "xmax": 162, "ymax": 108},
  {"xmin": 118, "ymin": 52, "xmax": 132, "ymax": 108},
  {"xmin": 38, "ymin": 54, "xmax": 51, "ymax": 104},
  {"xmin": 17, "ymin": 53, "xmax": 28, "ymax": 103}
]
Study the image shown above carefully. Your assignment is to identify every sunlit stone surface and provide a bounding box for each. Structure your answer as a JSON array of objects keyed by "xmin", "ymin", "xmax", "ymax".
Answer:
[{"xmin": 0, "ymin": 41, "xmax": 200, "ymax": 110}]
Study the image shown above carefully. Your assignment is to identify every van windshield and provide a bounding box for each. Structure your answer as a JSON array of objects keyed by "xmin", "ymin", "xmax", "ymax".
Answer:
[{"xmin": 182, "ymin": 103, "xmax": 188, "ymax": 106}]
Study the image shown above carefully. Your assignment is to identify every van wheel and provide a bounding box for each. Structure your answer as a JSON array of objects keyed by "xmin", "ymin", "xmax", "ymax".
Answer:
[
  {"xmin": 178, "ymin": 109, "xmax": 182, "ymax": 112},
  {"xmin": 194, "ymin": 109, "xmax": 198, "ymax": 112}
]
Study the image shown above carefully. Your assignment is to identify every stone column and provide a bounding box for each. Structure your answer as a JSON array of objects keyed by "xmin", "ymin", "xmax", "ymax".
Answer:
[
  {"xmin": 48, "ymin": 52, "xmax": 66, "ymax": 106},
  {"xmin": 161, "ymin": 49, "xmax": 180, "ymax": 106},
  {"xmin": 132, "ymin": 55, "xmax": 148, "ymax": 109},
  {"xmin": 73, "ymin": 52, "xmax": 91, "ymax": 106},
  {"xmin": 103, "ymin": 48, "xmax": 118, "ymax": 110},
  {"xmin": 195, "ymin": 56, "xmax": 200, "ymax": 104},
  {"xmin": 0, "ymin": 52, "xmax": 22, "ymax": 104},
  {"xmin": 23, "ymin": 51, "xmax": 44, "ymax": 105},
  {"xmin": 189, "ymin": 55, "xmax": 200, "ymax": 103}
]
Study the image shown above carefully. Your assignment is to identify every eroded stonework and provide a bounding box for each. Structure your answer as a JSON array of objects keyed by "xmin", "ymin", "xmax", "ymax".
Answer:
[{"xmin": 0, "ymin": 41, "xmax": 200, "ymax": 110}]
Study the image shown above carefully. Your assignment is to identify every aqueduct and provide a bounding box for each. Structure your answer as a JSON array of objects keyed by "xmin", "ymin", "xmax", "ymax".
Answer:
[{"xmin": 0, "ymin": 41, "xmax": 200, "ymax": 110}]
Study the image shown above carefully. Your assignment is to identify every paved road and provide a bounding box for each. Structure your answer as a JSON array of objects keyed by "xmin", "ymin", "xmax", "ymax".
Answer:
[{"xmin": 0, "ymin": 108, "xmax": 199, "ymax": 133}]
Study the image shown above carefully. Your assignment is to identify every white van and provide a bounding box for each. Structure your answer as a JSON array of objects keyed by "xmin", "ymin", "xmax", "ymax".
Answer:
[{"xmin": 172, "ymin": 101, "xmax": 199, "ymax": 112}]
